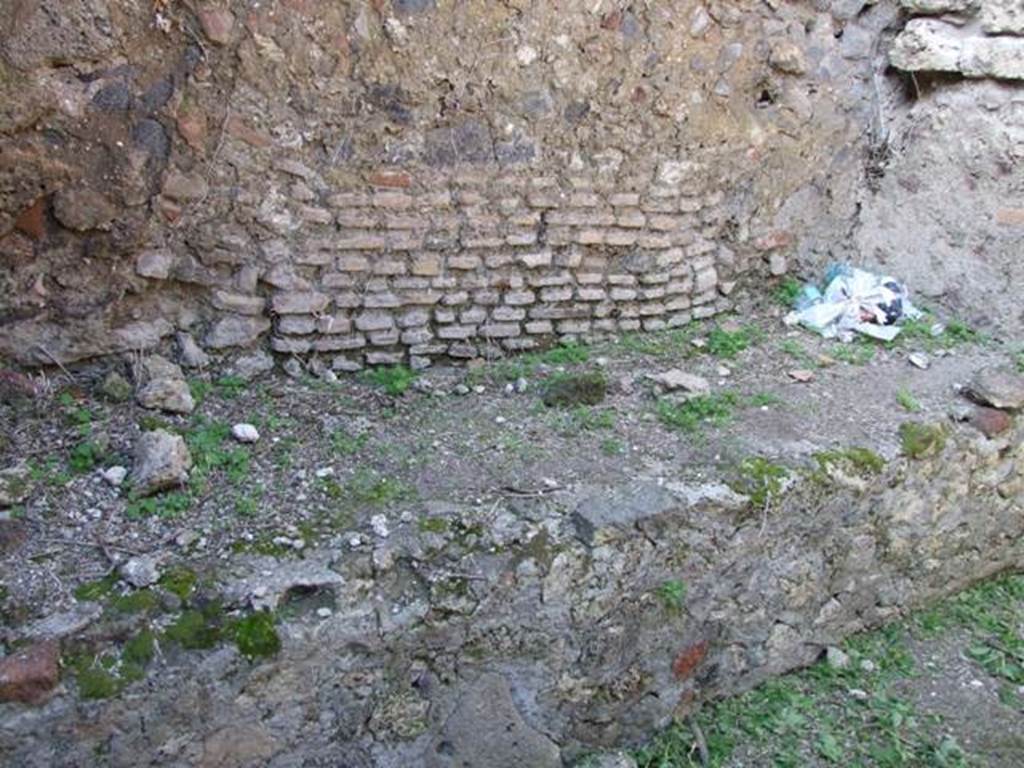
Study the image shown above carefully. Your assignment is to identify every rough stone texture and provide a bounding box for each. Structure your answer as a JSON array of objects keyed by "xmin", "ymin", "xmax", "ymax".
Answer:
[
  {"xmin": 128, "ymin": 430, "xmax": 192, "ymax": 497},
  {"xmin": 0, "ymin": 464, "xmax": 31, "ymax": 508},
  {"xmin": 1, "ymin": 0, "xmax": 972, "ymax": 369},
  {"xmin": 1, "ymin": 420, "xmax": 1021, "ymax": 764},
  {"xmin": 425, "ymin": 673, "xmax": 562, "ymax": 768},
  {"xmin": 967, "ymin": 366, "xmax": 1024, "ymax": 410}
]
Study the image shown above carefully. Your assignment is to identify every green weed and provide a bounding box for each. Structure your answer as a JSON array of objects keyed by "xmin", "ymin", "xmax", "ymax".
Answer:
[
  {"xmin": 331, "ymin": 429, "xmax": 369, "ymax": 456},
  {"xmin": 730, "ymin": 457, "xmax": 789, "ymax": 509},
  {"xmin": 601, "ymin": 438, "xmax": 626, "ymax": 456},
  {"xmin": 780, "ymin": 339, "xmax": 816, "ymax": 367},
  {"xmin": 831, "ymin": 339, "xmax": 877, "ymax": 366},
  {"xmin": 813, "ymin": 447, "xmax": 886, "ymax": 477},
  {"xmin": 896, "ymin": 387, "xmax": 922, "ymax": 413},
  {"xmin": 899, "ymin": 422, "xmax": 947, "ymax": 459},
  {"xmin": 124, "ymin": 491, "xmax": 191, "ymax": 520},
  {"xmin": 187, "ymin": 418, "xmax": 250, "ymax": 487},
  {"xmin": 774, "ymin": 277, "xmax": 803, "ymax": 308},
  {"xmin": 706, "ymin": 325, "xmax": 762, "ymax": 359},
  {"xmin": 345, "ymin": 469, "xmax": 411, "ymax": 507},
  {"xmin": 657, "ymin": 392, "xmax": 738, "ymax": 433},
  {"xmin": 655, "ymin": 579, "xmax": 687, "ymax": 613},
  {"xmin": 365, "ymin": 365, "xmax": 417, "ymax": 396}
]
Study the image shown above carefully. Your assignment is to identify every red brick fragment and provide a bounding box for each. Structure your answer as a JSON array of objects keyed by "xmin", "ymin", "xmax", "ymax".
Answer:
[
  {"xmin": 601, "ymin": 10, "xmax": 623, "ymax": 30},
  {"xmin": 753, "ymin": 230, "xmax": 793, "ymax": 252},
  {"xmin": 15, "ymin": 197, "xmax": 46, "ymax": 240},
  {"xmin": 0, "ymin": 640, "xmax": 59, "ymax": 704},
  {"xmin": 970, "ymin": 406, "xmax": 1012, "ymax": 438},
  {"xmin": 672, "ymin": 639, "xmax": 709, "ymax": 681},
  {"xmin": 369, "ymin": 171, "xmax": 413, "ymax": 189}
]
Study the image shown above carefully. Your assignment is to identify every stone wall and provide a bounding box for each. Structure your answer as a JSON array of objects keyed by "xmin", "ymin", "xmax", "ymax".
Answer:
[
  {"xmin": 1, "ymin": 0, "xmax": 1021, "ymax": 370},
  {"xmin": 3, "ymin": 415, "xmax": 1023, "ymax": 766},
  {"xmin": 0, "ymin": 0, "xmax": 886, "ymax": 369},
  {"xmin": 847, "ymin": 0, "xmax": 1024, "ymax": 332}
]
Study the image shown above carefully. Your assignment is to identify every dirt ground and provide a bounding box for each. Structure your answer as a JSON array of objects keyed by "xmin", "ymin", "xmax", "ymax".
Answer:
[{"xmin": 1, "ymin": 290, "xmax": 1021, "ymax": 765}]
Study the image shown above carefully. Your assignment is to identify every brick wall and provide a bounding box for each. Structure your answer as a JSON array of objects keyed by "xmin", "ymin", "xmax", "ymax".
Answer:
[
  {"xmin": 198, "ymin": 165, "xmax": 731, "ymax": 370},
  {"xmin": 0, "ymin": 0, "xmax": 895, "ymax": 368}
]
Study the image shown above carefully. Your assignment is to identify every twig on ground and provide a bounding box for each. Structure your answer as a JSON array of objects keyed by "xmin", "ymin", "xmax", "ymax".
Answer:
[
  {"xmin": 687, "ymin": 715, "xmax": 710, "ymax": 767},
  {"xmin": 34, "ymin": 346, "xmax": 75, "ymax": 383}
]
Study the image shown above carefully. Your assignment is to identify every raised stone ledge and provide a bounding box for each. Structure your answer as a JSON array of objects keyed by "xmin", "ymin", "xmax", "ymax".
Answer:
[{"xmin": 890, "ymin": 17, "xmax": 1024, "ymax": 79}]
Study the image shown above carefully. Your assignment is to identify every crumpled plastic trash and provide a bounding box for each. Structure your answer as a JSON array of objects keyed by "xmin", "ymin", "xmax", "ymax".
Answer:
[{"xmin": 784, "ymin": 264, "xmax": 922, "ymax": 341}]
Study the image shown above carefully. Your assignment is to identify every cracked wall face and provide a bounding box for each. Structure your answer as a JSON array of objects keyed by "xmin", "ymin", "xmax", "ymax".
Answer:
[{"xmin": 0, "ymin": 0, "xmax": 1019, "ymax": 369}]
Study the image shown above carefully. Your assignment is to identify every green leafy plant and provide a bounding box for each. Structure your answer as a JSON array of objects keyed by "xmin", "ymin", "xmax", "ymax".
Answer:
[
  {"xmin": 731, "ymin": 457, "xmax": 789, "ymax": 509},
  {"xmin": 830, "ymin": 339, "xmax": 876, "ymax": 366},
  {"xmin": 331, "ymin": 429, "xmax": 369, "ymax": 456},
  {"xmin": 657, "ymin": 392, "xmax": 738, "ymax": 433},
  {"xmin": 774, "ymin": 277, "xmax": 803, "ymax": 308},
  {"xmin": 346, "ymin": 469, "xmax": 411, "ymax": 507},
  {"xmin": 365, "ymin": 365, "xmax": 417, "ymax": 396},
  {"xmin": 124, "ymin": 492, "xmax": 191, "ymax": 520},
  {"xmin": 896, "ymin": 387, "xmax": 921, "ymax": 413},
  {"xmin": 706, "ymin": 325, "xmax": 761, "ymax": 359},
  {"xmin": 69, "ymin": 440, "xmax": 105, "ymax": 474},
  {"xmin": 656, "ymin": 579, "xmax": 687, "ymax": 613},
  {"xmin": 899, "ymin": 422, "xmax": 947, "ymax": 459}
]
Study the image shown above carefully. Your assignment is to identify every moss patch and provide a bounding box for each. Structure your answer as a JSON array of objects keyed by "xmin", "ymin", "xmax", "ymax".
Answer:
[
  {"xmin": 542, "ymin": 371, "xmax": 607, "ymax": 407},
  {"xmin": 158, "ymin": 566, "xmax": 198, "ymax": 601},
  {"xmin": 74, "ymin": 573, "xmax": 118, "ymax": 602},
  {"xmin": 232, "ymin": 611, "xmax": 281, "ymax": 660},
  {"xmin": 163, "ymin": 600, "xmax": 225, "ymax": 650}
]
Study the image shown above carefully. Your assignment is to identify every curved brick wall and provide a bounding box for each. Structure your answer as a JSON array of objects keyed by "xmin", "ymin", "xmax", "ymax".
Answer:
[
  {"xmin": 255, "ymin": 166, "xmax": 726, "ymax": 369},
  {"xmin": 2, "ymin": 0, "xmax": 1020, "ymax": 369}
]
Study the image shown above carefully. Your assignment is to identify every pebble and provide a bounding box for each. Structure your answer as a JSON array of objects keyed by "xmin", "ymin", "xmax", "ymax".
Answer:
[
  {"xmin": 716, "ymin": 366, "xmax": 731, "ymax": 377},
  {"xmin": 848, "ymin": 688, "xmax": 869, "ymax": 701},
  {"xmin": 231, "ymin": 423, "xmax": 260, "ymax": 443},
  {"xmin": 826, "ymin": 646, "xmax": 851, "ymax": 670},
  {"xmin": 860, "ymin": 659, "xmax": 877, "ymax": 673},
  {"xmin": 348, "ymin": 534, "xmax": 362, "ymax": 547},
  {"xmin": 370, "ymin": 514, "xmax": 390, "ymax": 538},
  {"xmin": 315, "ymin": 467, "xmax": 335, "ymax": 478},
  {"xmin": 646, "ymin": 369, "xmax": 710, "ymax": 395},
  {"xmin": 495, "ymin": 416, "xmax": 507, "ymax": 425},
  {"xmin": 908, "ymin": 353, "xmax": 930, "ymax": 370},
  {"xmin": 120, "ymin": 555, "xmax": 161, "ymax": 589},
  {"xmin": 514, "ymin": 377, "xmax": 529, "ymax": 394},
  {"xmin": 453, "ymin": 384, "xmax": 470, "ymax": 396},
  {"xmin": 316, "ymin": 607, "xmax": 333, "ymax": 618},
  {"xmin": 473, "ymin": 385, "xmax": 485, "ymax": 395},
  {"xmin": 252, "ymin": 585, "xmax": 268, "ymax": 598},
  {"xmin": 788, "ymin": 369, "xmax": 815, "ymax": 383},
  {"xmin": 102, "ymin": 466, "xmax": 128, "ymax": 487},
  {"xmin": 967, "ymin": 366, "xmax": 1024, "ymax": 410}
]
